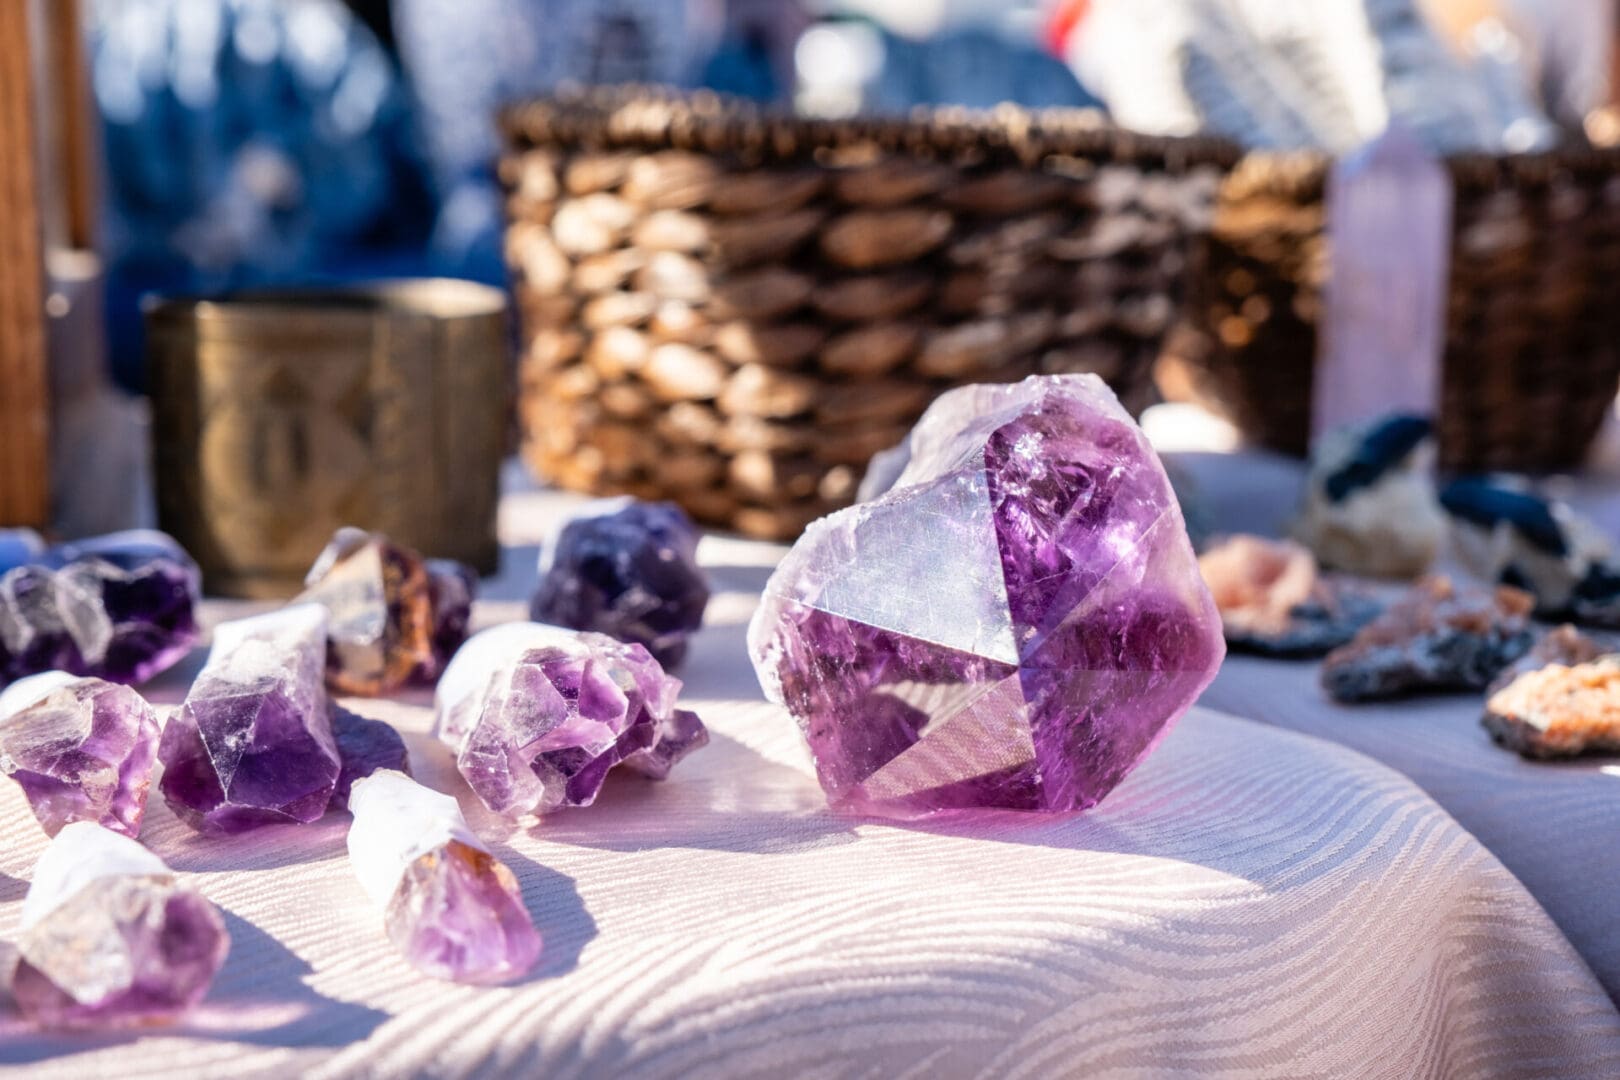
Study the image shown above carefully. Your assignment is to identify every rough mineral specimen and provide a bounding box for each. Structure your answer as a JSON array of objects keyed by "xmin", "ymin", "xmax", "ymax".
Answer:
[
  {"xmin": 1198, "ymin": 535, "xmax": 1381, "ymax": 658},
  {"xmin": 158, "ymin": 605, "xmax": 341, "ymax": 833},
  {"xmin": 328, "ymin": 706, "xmax": 411, "ymax": 811},
  {"xmin": 1484, "ymin": 656, "xmax": 1620, "ymax": 759},
  {"xmin": 347, "ymin": 770, "xmax": 541, "ymax": 984},
  {"xmin": 1487, "ymin": 624, "xmax": 1611, "ymax": 696},
  {"xmin": 0, "ymin": 529, "xmax": 200, "ymax": 687},
  {"xmin": 435, "ymin": 623, "xmax": 708, "ymax": 818},
  {"xmin": 1441, "ymin": 476, "xmax": 1620, "ymax": 626},
  {"xmin": 1321, "ymin": 577, "xmax": 1535, "ymax": 702},
  {"xmin": 0, "ymin": 672, "xmax": 160, "ymax": 837},
  {"xmin": 11, "ymin": 822, "xmax": 229, "ymax": 1027},
  {"xmin": 530, "ymin": 500, "xmax": 710, "ymax": 668},
  {"xmin": 749, "ymin": 374, "xmax": 1224, "ymax": 817},
  {"xmin": 298, "ymin": 527, "xmax": 477, "ymax": 695},
  {"xmin": 1294, "ymin": 415, "xmax": 1445, "ymax": 579}
]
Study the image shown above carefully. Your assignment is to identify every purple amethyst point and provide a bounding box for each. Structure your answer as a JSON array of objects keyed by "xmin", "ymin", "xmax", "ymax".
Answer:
[
  {"xmin": 0, "ymin": 671, "xmax": 160, "ymax": 837},
  {"xmin": 0, "ymin": 529, "xmax": 200, "ymax": 688},
  {"xmin": 348, "ymin": 770, "xmax": 541, "ymax": 984},
  {"xmin": 434, "ymin": 623, "xmax": 708, "ymax": 818},
  {"xmin": 12, "ymin": 822, "xmax": 228, "ymax": 1027},
  {"xmin": 158, "ymin": 604, "xmax": 340, "ymax": 834},
  {"xmin": 530, "ymin": 500, "xmax": 709, "ymax": 669}
]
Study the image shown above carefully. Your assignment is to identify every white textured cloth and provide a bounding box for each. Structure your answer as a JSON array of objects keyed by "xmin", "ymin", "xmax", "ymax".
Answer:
[{"xmin": 1, "ymin": 481, "xmax": 1618, "ymax": 1077}]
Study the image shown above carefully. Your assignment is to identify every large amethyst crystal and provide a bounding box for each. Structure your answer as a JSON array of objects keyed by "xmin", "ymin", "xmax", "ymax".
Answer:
[
  {"xmin": 530, "ymin": 500, "xmax": 710, "ymax": 668},
  {"xmin": 749, "ymin": 374, "xmax": 1224, "ymax": 817},
  {"xmin": 11, "ymin": 822, "xmax": 229, "ymax": 1027},
  {"xmin": 0, "ymin": 672, "xmax": 160, "ymax": 837},
  {"xmin": 434, "ymin": 623, "xmax": 708, "ymax": 818},
  {"xmin": 158, "ymin": 605, "xmax": 341, "ymax": 833},
  {"xmin": 0, "ymin": 530, "xmax": 199, "ymax": 687}
]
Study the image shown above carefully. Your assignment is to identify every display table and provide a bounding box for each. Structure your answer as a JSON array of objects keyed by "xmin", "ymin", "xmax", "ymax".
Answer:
[
  {"xmin": 1163, "ymin": 421, "xmax": 1620, "ymax": 1005},
  {"xmin": 2, "ymin": 478, "xmax": 1618, "ymax": 1077}
]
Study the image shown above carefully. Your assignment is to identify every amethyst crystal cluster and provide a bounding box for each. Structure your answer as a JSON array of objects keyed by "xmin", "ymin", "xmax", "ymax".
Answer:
[
  {"xmin": 0, "ymin": 530, "xmax": 200, "ymax": 687},
  {"xmin": 299, "ymin": 528, "xmax": 476, "ymax": 696},
  {"xmin": 12, "ymin": 822, "xmax": 229, "ymax": 1027},
  {"xmin": 435, "ymin": 623, "xmax": 708, "ymax": 818},
  {"xmin": 749, "ymin": 374, "xmax": 1224, "ymax": 816},
  {"xmin": 531, "ymin": 501, "xmax": 710, "ymax": 668},
  {"xmin": 0, "ymin": 672, "xmax": 161, "ymax": 837},
  {"xmin": 348, "ymin": 770, "xmax": 541, "ymax": 984}
]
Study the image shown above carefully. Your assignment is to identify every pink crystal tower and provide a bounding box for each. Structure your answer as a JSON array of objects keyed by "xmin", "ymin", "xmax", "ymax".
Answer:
[
  {"xmin": 158, "ymin": 605, "xmax": 341, "ymax": 833},
  {"xmin": 0, "ymin": 672, "xmax": 160, "ymax": 837},
  {"xmin": 348, "ymin": 770, "xmax": 541, "ymax": 984},
  {"xmin": 11, "ymin": 822, "xmax": 228, "ymax": 1027},
  {"xmin": 749, "ymin": 375, "xmax": 1224, "ymax": 816}
]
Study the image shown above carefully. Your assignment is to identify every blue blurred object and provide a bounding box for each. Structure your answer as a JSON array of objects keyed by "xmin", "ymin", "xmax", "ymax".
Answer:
[
  {"xmin": 867, "ymin": 25, "xmax": 1101, "ymax": 111},
  {"xmin": 90, "ymin": 0, "xmax": 434, "ymax": 391}
]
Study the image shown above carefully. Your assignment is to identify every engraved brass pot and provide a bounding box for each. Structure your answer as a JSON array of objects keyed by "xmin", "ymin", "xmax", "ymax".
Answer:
[{"xmin": 147, "ymin": 280, "xmax": 509, "ymax": 598}]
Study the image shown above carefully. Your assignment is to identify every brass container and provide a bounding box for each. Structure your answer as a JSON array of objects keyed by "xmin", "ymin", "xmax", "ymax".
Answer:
[{"xmin": 147, "ymin": 280, "xmax": 509, "ymax": 598}]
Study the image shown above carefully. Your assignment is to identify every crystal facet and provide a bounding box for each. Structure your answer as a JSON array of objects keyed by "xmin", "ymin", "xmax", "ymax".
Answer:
[
  {"xmin": 435, "ymin": 623, "xmax": 708, "ymax": 818},
  {"xmin": 348, "ymin": 770, "xmax": 541, "ymax": 984},
  {"xmin": 298, "ymin": 528, "xmax": 476, "ymax": 695},
  {"xmin": 0, "ymin": 530, "xmax": 200, "ymax": 687},
  {"xmin": 749, "ymin": 374, "xmax": 1224, "ymax": 817},
  {"xmin": 158, "ymin": 605, "xmax": 341, "ymax": 833},
  {"xmin": 11, "ymin": 822, "xmax": 228, "ymax": 1027},
  {"xmin": 0, "ymin": 672, "xmax": 160, "ymax": 837},
  {"xmin": 530, "ymin": 500, "xmax": 710, "ymax": 668}
]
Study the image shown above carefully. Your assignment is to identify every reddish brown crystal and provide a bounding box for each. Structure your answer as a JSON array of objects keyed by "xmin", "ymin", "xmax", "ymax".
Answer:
[{"xmin": 1485, "ymin": 655, "xmax": 1620, "ymax": 759}]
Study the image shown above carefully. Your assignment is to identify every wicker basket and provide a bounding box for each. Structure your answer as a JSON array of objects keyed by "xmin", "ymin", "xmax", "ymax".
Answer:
[
  {"xmin": 1185, "ymin": 148, "xmax": 1620, "ymax": 470},
  {"xmin": 499, "ymin": 88, "xmax": 1237, "ymax": 539}
]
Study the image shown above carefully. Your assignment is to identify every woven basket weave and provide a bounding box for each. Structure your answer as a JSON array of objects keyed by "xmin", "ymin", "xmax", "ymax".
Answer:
[
  {"xmin": 499, "ymin": 88, "xmax": 1237, "ymax": 539},
  {"xmin": 1186, "ymin": 148, "xmax": 1620, "ymax": 470}
]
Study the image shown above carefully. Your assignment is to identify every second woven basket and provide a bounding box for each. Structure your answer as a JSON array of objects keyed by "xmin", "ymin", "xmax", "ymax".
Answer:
[{"xmin": 500, "ymin": 88, "xmax": 1237, "ymax": 539}]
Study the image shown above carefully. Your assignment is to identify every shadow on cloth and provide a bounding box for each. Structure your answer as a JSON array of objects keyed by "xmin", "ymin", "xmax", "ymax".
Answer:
[{"xmin": 0, "ymin": 910, "xmax": 389, "ymax": 1063}]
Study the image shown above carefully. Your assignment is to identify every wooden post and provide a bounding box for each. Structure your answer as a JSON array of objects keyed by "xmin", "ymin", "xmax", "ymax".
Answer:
[{"xmin": 0, "ymin": 0, "xmax": 49, "ymax": 527}]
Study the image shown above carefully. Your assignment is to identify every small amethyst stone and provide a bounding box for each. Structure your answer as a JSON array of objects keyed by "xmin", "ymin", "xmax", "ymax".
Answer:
[
  {"xmin": 435, "ymin": 624, "xmax": 708, "ymax": 818},
  {"xmin": 749, "ymin": 374, "xmax": 1224, "ymax": 817},
  {"xmin": 530, "ymin": 501, "xmax": 709, "ymax": 668},
  {"xmin": 0, "ymin": 672, "xmax": 160, "ymax": 837},
  {"xmin": 12, "ymin": 822, "xmax": 229, "ymax": 1027},
  {"xmin": 158, "ymin": 605, "xmax": 341, "ymax": 834},
  {"xmin": 0, "ymin": 530, "xmax": 200, "ymax": 687},
  {"xmin": 328, "ymin": 706, "xmax": 412, "ymax": 811},
  {"xmin": 348, "ymin": 770, "xmax": 541, "ymax": 984}
]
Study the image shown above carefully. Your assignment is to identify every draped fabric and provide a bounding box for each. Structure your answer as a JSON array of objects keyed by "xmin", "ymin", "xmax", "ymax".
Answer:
[{"xmin": 2, "ymin": 480, "xmax": 1617, "ymax": 1077}]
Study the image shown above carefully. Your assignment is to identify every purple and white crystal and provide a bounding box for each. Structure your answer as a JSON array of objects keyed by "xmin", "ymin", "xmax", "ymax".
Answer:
[
  {"xmin": 347, "ymin": 770, "xmax": 541, "ymax": 984},
  {"xmin": 0, "ymin": 671, "xmax": 160, "ymax": 837},
  {"xmin": 530, "ymin": 500, "xmax": 710, "ymax": 668},
  {"xmin": 749, "ymin": 374, "xmax": 1224, "ymax": 817},
  {"xmin": 435, "ymin": 623, "xmax": 708, "ymax": 818},
  {"xmin": 158, "ymin": 604, "xmax": 341, "ymax": 834},
  {"xmin": 0, "ymin": 529, "xmax": 200, "ymax": 687},
  {"xmin": 11, "ymin": 822, "xmax": 229, "ymax": 1027}
]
